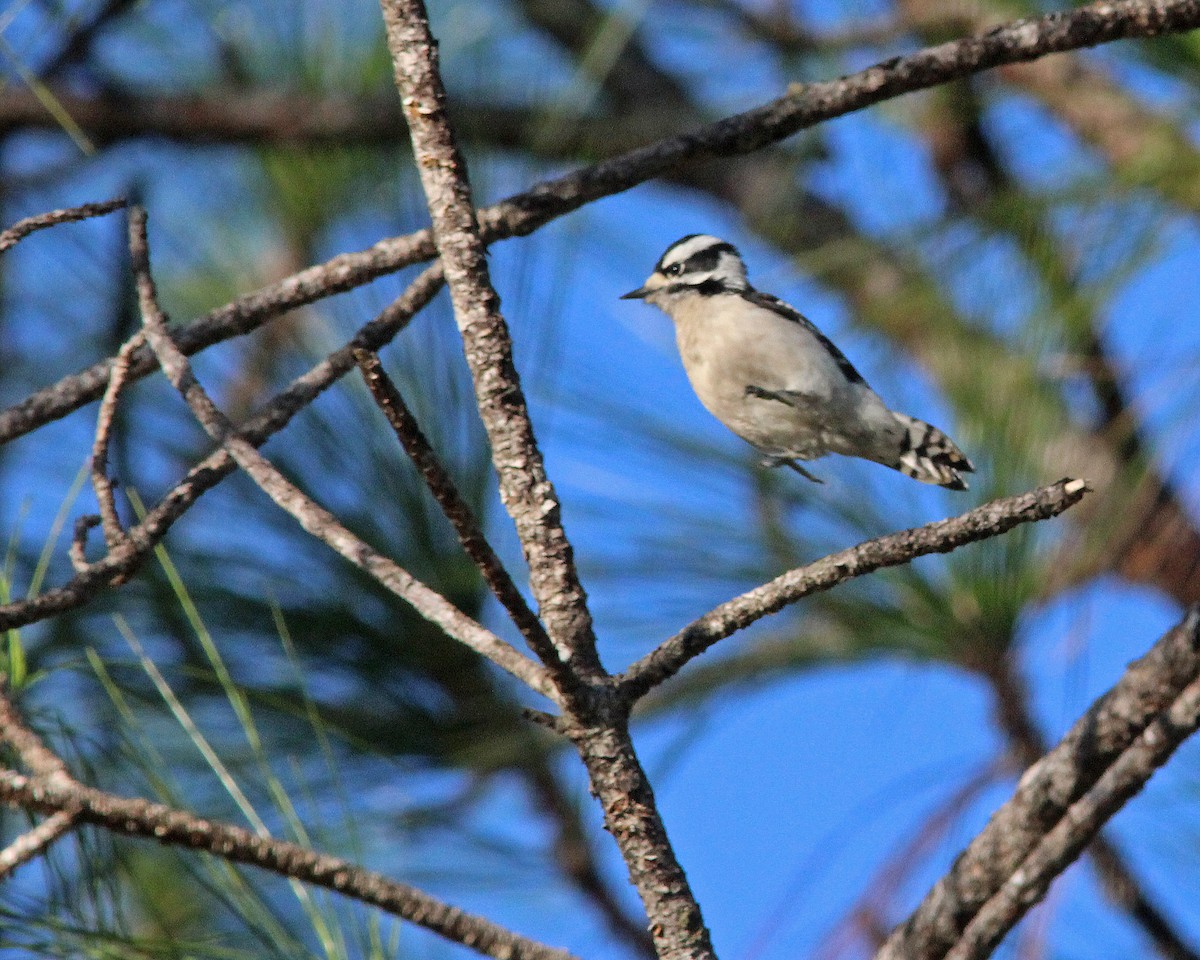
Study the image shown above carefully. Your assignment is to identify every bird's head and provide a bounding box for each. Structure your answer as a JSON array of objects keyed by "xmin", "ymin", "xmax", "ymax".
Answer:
[{"xmin": 620, "ymin": 234, "xmax": 749, "ymax": 306}]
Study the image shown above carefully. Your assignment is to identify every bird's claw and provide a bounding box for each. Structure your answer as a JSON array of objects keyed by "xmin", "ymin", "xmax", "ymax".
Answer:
[{"xmin": 759, "ymin": 456, "xmax": 824, "ymax": 484}]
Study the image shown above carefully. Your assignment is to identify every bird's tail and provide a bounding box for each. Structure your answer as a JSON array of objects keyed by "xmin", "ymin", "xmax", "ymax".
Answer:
[{"xmin": 886, "ymin": 413, "xmax": 974, "ymax": 490}]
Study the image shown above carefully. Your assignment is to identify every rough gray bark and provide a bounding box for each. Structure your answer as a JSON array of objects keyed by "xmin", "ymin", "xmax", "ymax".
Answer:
[
  {"xmin": 878, "ymin": 607, "xmax": 1200, "ymax": 960},
  {"xmin": 1, "ymin": 5, "xmax": 1197, "ymax": 960},
  {"xmin": 379, "ymin": 4, "xmax": 717, "ymax": 959},
  {"xmin": 618, "ymin": 480, "xmax": 1090, "ymax": 703},
  {"xmin": 944, "ymin": 661, "xmax": 1200, "ymax": 960},
  {"xmin": 379, "ymin": 0, "xmax": 600, "ymax": 680},
  {"xmin": 985, "ymin": 656, "xmax": 1200, "ymax": 960},
  {"xmin": 0, "ymin": 765, "xmax": 576, "ymax": 960}
]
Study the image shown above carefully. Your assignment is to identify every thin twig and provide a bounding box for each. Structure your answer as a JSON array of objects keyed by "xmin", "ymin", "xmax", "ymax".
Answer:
[
  {"xmin": 68, "ymin": 515, "xmax": 101, "ymax": 574},
  {"xmin": 90, "ymin": 329, "xmax": 146, "ymax": 553},
  {"xmin": 0, "ymin": 198, "xmax": 125, "ymax": 255},
  {"xmin": 0, "ymin": 810, "xmax": 76, "ymax": 879},
  {"xmin": 877, "ymin": 606, "xmax": 1200, "ymax": 960},
  {"xmin": 0, "ymin": 265, "xmax": 444, "ymax": 632},
  {"xmin": 6, "ymin": 0, "xmax": 1200, "ymax": 446},
  {"xmin": 616, "ymin": 480, "xmax": 1090, "ymax": 703},
  {"xmin": 0, "ymin": 685, "xmax": 69, "ymax": 781},
  {"xmin": 354, "ymin": 349, "xmax": 558, "ymax": 664},
  {"xmin": 127, "ymin": 208, "xmax": 554, "ymax": 700}
]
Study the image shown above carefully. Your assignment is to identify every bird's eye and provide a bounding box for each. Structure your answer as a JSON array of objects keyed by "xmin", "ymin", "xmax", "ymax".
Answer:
[{"xmin": 664, "ymin": 264, "xmax": 682, "ymax": 277}]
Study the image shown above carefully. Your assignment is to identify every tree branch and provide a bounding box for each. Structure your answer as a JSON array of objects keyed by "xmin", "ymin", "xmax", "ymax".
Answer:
[
  {"xmin": 0, "ymin": 264, "xmax": 445, "ymax": 632},
  {"xmin": 381, "ymin": 0, "xmax": 598, "ymax": 677},
  {"xmin": 559, "ymin": 714, "xmax": 716, "ymax": 960},
  {"xmin": 0, "ymin": 682, "xmax": 71, "ymax": 781},
  {"xmin": 617, "ymin": 480, "xmax": 1090, "ymax": 703},
  {"xmin": 522, "ymin": 757, "xmax": 657, "ymax": 959},
  {"xmin": 353, "ymin": 349, "xmax": 558, "ymax": 666},
  {"xmin": 910, "ymin": 65, "xmax": 1200, "ymax": 953},
  {"xmin": 381, "ymin": 5, "xmax": 725, "ymax": 960},
  {"xmin": 899, "ymin": 0, "xmax": 1200, "ymax": 611},
  {"xmin": 0, "ymin": 198, "xmax": 125, "ymax": 254},
  {"xmin": 6, "ymin": 0, "xmax": 1200, "ymax": 448},
  {"xmin": 984, "ymin": 655, "xmax": 1200, "ymax": 960},
  {"xmin": 946, "ymin": 653, "xmax": 1200, "ymax": 959},
  {"xmin": 126, "ymin": 207, "xmax": 554, "ymax": 700},
  {"xmin": 0, "ymin": 810, "xmax": 76, "ymax": 879},
  {"xmin": 88, "ymin": 329, "xmax": 145, "ymax": 555},
  {"xmin": 877, "ymin": 605, "xmax": 1200, "ymax": 960},
  {"xmin": 0, "ymin": 684, "xmax": 81, "ymax": 880},
  {"xmin": 0, "ymin": 764, "xmax": 577, "ymax": 960}
]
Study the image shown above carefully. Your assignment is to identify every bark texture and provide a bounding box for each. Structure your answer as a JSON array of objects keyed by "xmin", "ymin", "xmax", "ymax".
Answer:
[{"xmin": 878, "ymin": 607, "xmax": 1200, "ymax": 960}]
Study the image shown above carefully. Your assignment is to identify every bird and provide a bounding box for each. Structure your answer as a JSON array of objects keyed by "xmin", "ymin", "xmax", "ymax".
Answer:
[{"xmin": 621, "ymin": 234, "xmax": 974, "ymax": 489}]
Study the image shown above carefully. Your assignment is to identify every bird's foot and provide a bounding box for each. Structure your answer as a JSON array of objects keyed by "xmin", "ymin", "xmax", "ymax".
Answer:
[{"xmin": 760, "ymin": 456, "xmax": 824, "ymax": 484}]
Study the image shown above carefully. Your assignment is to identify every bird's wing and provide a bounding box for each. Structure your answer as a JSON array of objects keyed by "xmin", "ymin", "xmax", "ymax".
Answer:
[{"xmin": 742, "ymin": 290, "xmax": 870, "ymax": 388}]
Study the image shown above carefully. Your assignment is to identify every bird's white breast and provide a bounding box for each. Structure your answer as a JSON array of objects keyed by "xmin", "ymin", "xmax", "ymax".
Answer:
[{"xmin": 669, "ymin": 293, "xmax": 868, "ymax": 458}]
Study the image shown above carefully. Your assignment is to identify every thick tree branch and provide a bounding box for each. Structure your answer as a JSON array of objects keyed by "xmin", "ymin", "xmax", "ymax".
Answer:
[
  {"xmin": 617, "ymin": 480, "xmax": 1089, "ymax": 703},
  {"xmin": 381, "ymin": 0, "xmax": 598, "ymax": 677},
  {"xmin": 877, "ymin": 606, "xmax": 1200, "ymax": 960},
  {"xmin": 945, "ymin": 652, "xmax": 1200, "ymax": 959},
  {"xmin": 381, "ymin": 5, "xmax": 722, "ymax": 960},
  {"xmin": 984, "ymin": 654, "xmax": 1199, "ymax": 960},
  {"xmin": 523, "ymin": 758, "xmax": 657, "ymax": 959},
  {"xmin": 560, "ymin": 713, "xmax": 715, "ymax": 960},
  {"xmin": 5, "ymin": 0, "xmax": 1200, "ymax": 448},
  {"xmin": 914, "ymin": 73, "xmax": 1200, "ymax": 954}
]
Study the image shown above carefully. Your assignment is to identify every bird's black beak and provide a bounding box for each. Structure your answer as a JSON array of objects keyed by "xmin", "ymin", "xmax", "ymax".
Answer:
[{"xmin": 620, "ymin": 285, "xmax": 651, "ymax": 300}]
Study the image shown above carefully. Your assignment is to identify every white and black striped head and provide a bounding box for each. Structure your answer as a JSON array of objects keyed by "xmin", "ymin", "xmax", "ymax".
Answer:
[{"xmin": 621, "ymin": 234, "xmax": 749, "ymax": 306}]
